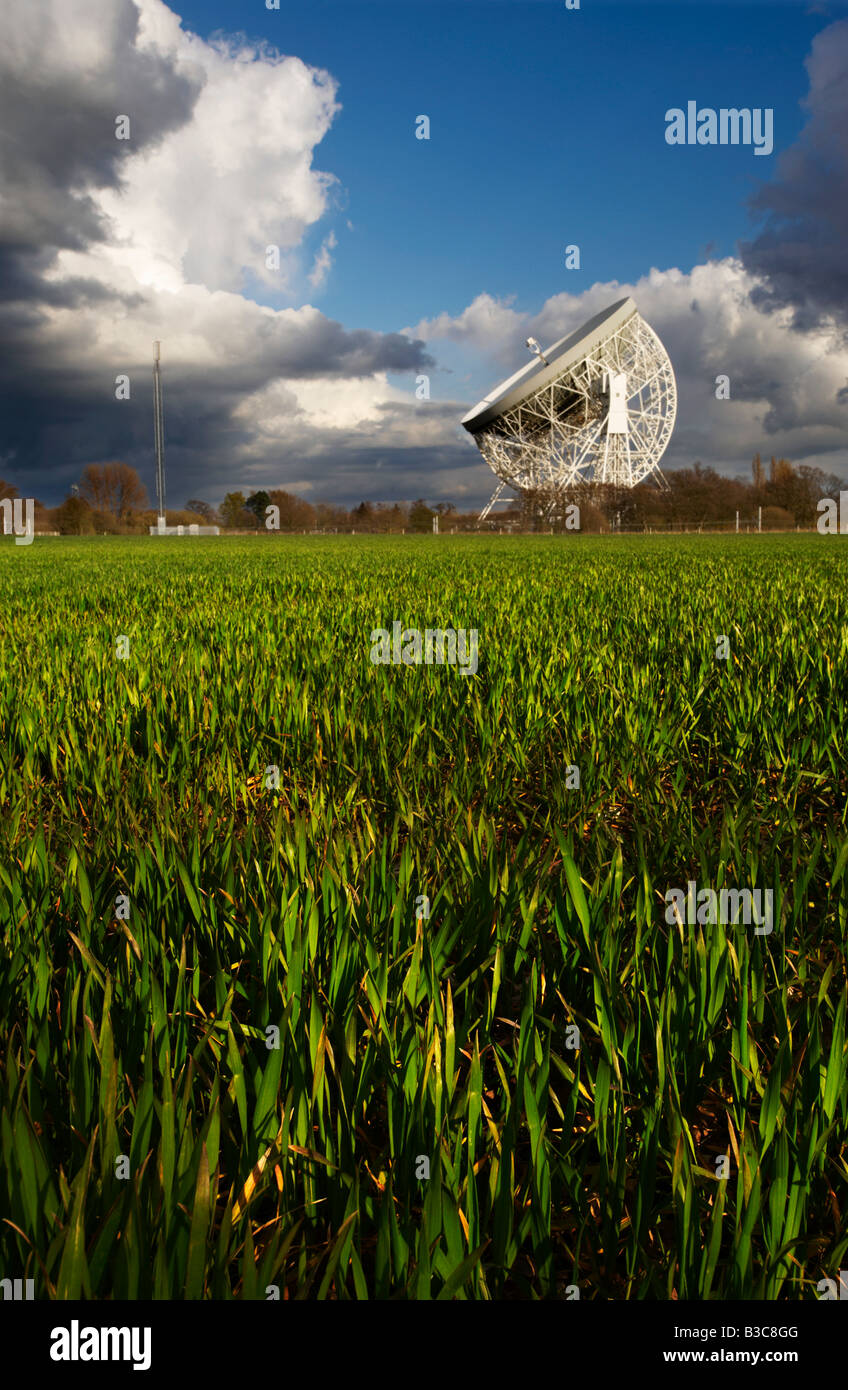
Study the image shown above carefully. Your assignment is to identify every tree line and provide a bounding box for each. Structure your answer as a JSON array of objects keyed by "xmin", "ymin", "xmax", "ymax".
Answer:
[{"xmin": 3, "ymin": 454, "xmax": 843, "ymax": 535}]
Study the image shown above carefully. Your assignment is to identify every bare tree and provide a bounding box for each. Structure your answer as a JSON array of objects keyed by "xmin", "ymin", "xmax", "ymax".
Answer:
[
  {"xmin": 111, "ymin": 463, "xmax": 147, "ymax": 520},
  {"xmin": 185, "ymin": 499, "xmax": 217, "ymax": 523},
  {"xmin": 268, "ymin": 489, "xmax": 317, "ymax": 531},
  {"xmin": 314, "ymin": 501, "xmax": 349, "ymax": 531},
  {"xmin": 79, "ymin": 464, "xmax": 117, "ymax": 514},
  {"xmin": 79, "ymin": 463, "xmax": 146, "ymax": 520}
]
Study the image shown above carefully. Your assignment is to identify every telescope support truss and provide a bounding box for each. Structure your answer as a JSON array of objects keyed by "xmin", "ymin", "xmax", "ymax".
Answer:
[{"xmin": 472, "ymin": 311, "xmax": 676, "ymax": 519}]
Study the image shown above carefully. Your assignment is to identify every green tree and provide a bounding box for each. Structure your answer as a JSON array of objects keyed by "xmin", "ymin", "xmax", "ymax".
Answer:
[
  {"xmin": 220, "ymin": 492, "xmax": 249, "ymax": 528},
  {"xmin": 245, "ymin": 490, "xmax": 272, "ymax": 526},
  {"xmin": 408, "ymin": 498, "xmax": 434, "ymax": 533},
  {"xmin": 351, "ymin": 502, "xmax": 375, "ymax": 531}
]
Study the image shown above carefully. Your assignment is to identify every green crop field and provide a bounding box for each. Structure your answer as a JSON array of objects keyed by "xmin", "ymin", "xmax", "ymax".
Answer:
[{"xmin": 1, "ymin": 533, "xmax": 846, "ymax": 1300}]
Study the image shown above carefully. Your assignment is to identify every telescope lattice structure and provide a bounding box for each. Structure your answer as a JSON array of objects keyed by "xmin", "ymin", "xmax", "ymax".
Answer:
[{"xmin": 461, "ymin": 298, "xmax": 677, "ymax": 521}]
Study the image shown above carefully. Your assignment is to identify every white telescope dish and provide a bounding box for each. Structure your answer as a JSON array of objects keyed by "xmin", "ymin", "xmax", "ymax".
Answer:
[{"xmin": 462, "ymin": 297, "xmax": 677, "ymax": 519}]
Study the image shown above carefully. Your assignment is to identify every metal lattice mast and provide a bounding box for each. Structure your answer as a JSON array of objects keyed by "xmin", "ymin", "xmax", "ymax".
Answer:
[{"xmin": 153, "ymin": 341, "xmax": 166, "ymax": 527}]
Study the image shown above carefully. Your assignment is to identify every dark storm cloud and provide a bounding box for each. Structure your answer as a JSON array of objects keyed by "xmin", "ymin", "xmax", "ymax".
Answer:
[
  {"xmin": 253, "ymin": 400, "xmax": 488, "ymax": 509},
  {"xmin": 739, "ymin": 19, "xmax": 848, "ymax": 331},
  {"xmin": 248, "ymin": 319, "xmax": 434, "ymax": 381},
  {"xmin": 133, "ymin": 396, "xmax": 477, "ymax": 512},
  {"xmin": 0, "ymin": 0, "xmax": 203, "ymax": 256},
  {"xmin": 301, "ymin": 447, "xmax": 486, "ymax": 510},
  {"xmin": 0, "ymin": 323, "xmax": 436, "ymax": 504},
  {"xmin": 0, "ymin": 245, "xmax": 145, "ymax": 308}
]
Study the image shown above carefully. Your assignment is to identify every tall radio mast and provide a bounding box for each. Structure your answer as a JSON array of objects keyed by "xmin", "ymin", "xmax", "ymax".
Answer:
[
  {"xmin": 148, "ymin": 341, "xmax": 220, "ymax": 537},
  {"xmin": 153, "ymin": 341, "xmax": 166, "ymax": 528}
]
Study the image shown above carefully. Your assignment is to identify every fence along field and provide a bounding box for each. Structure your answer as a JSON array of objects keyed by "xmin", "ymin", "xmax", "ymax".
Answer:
[{"xmin": 0, "ymin": 533, "xmax": 846, "ymax": 1299}]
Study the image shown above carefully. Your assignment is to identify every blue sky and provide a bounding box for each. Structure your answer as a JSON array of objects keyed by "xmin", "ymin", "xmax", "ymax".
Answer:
[
  {"xmin": 172, "ymin": 0, "xmax": 828, "ymax": 331},
  {"xmin": 2, "ymin": 0, "xmax": 847, "ymax": 509}
]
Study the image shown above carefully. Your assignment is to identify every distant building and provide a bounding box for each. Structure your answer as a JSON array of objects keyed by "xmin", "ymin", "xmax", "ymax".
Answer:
[{"xmin": 149, "ymin": 521, "xmax": 220, "ymax": 536}]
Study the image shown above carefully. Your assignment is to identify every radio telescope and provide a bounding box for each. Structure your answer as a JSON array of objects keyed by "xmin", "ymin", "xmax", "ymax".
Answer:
[{"xmin": 461, "ymin": 298, "xmax": 677, "ymax": 520}]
